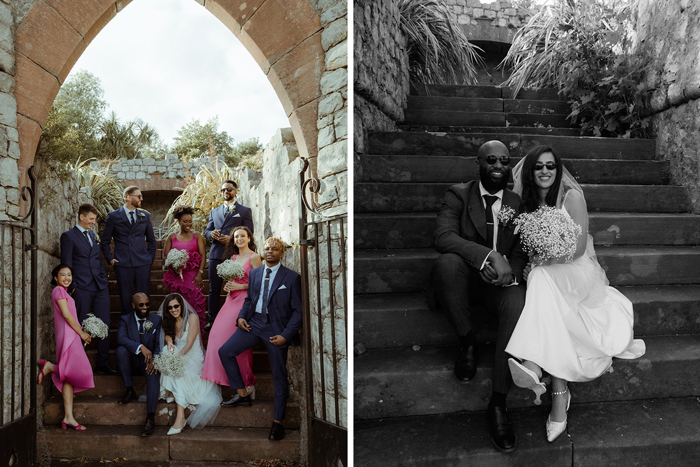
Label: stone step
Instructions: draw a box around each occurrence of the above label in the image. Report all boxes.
[106,267,209,281]
[407,96,570,115]
[355,397,700,466]
[86,349,272,373]
[360,155,669,185]
[354,183,689,214]
[44,424,300,463]
[43,396,300,429]
[404,110,573,128]
[354,286,700,349]
[354,335,700,419]
[108,279,211,295]
[398,125,585,136]
[410,82,564,101]
[354,246,700,294]
[367,131,656,160]
[354,213,700,250]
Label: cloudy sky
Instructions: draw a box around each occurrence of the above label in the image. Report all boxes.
[68,0,290,147]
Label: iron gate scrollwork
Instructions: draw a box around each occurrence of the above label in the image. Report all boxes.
[0,167,38,467]
[298,158,347,466]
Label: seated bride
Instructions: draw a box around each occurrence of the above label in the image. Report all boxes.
[158,293,222,434]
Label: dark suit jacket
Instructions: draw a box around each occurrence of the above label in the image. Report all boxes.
[117,312,162,356]
[238,265,303,347]
[434,180,528,281]
[101,207,156,268]
[60,226,108,291]
[204,202,254,261]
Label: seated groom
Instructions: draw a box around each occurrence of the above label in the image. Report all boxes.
[427,140,528,453]
[115,292,162,437]
[218,237,302,441]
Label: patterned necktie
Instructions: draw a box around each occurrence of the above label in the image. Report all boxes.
[130,211,135,224]
[484,195,499,249]
[261,268,272,322]
[83,230,91,247]
[138,319,145,334]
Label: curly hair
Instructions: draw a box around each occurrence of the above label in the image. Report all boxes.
[161,293,186,340]
[263,237,286,253]
[223,226,256,259]
[50,263,73,286]
[172,205,195,220]
[519,145,564,213]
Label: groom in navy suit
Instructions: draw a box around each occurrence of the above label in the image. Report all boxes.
[115,292,162,437]
[60,203,116,375]
[101,186,156,315]
[204,180,254,323]
[219,237,302,441]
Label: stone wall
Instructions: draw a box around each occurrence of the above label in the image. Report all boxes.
[0,0,20,221]
[635,0,700,212]
[447,0,532,43]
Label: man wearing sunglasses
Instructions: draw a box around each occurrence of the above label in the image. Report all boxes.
[115,292,162,437]
[427,140,528,453]
[204,180,255,326]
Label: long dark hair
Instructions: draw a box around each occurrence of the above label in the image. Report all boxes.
[223,226,257,259]
[161,293,186,340]
[520,145,564,213]
[50,264,73,286]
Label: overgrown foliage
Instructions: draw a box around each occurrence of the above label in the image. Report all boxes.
[227,137,263,167]
[170,116,235,161]
[501,0,649,138]
[70,159,125,223]
[398,0,483,85]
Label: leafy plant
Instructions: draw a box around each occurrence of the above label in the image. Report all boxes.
[171,116,235,161]
[398,0,483,85]
[69,159,125,224]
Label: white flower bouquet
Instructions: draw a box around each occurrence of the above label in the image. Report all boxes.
[514,206,582,265]
[152,348,186,378]
[164,248,189,280]
[81,313,109,347]
[216,259,245,282]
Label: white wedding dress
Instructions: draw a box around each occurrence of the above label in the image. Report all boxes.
[159,319,222,428]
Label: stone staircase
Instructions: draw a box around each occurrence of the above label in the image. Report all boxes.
[354,84,700,465]
[42,241,301,465]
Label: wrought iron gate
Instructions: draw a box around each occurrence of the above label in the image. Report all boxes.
[0,167,38,466]
[298,158,348,466]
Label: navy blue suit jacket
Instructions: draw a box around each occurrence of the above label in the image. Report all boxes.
[204,202,254,261]
[239,264,303,347]
[117,312,162,356]
[101,207,156,268]
[60,226,108,291]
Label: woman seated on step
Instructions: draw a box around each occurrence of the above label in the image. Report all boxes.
[505,145,646,443]
[158,293,222,435]
[37,263,95,431]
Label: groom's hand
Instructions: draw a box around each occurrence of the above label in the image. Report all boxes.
[488,252,514,286]
[237,318,251,332]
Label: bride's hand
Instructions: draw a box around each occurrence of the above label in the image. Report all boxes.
[167,342,175,351]
[523,262,533,281]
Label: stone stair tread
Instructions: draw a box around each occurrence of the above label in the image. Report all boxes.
[398,124,585,136]
[355,397,700,466]
[410,83,564,101]
[86,349,273,373]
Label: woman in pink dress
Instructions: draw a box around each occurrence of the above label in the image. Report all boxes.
[163,206,207,332]
[37,264,95,431]
[202,226,261,396]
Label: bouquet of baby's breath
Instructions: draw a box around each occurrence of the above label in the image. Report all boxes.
[217,259,245,282]
[81,313,109,347]
[514,206,582,265]
[164,249,189,280]
[152,348,185,378]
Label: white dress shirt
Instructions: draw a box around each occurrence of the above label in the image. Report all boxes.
[255,262,282,314]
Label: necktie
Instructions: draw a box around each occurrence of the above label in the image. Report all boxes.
[138,319,145,334]
[83,230,91,247]
[261,268,272,322]
[130,211,135,224]
[484,195,499,249]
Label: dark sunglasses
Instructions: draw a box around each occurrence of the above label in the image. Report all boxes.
[167,303,181,310]
[534,162,558,171]
[221,187,236,192]
[137,302,150,308]
[483,155,511,166]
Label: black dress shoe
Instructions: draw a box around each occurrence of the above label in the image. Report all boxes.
[487,405,517,453]
[269,421,285,441]
[454,343,477,381]
[221,394,252,408]
[118,389,136,405]
[95,364,118,375]
[141,418,155,437]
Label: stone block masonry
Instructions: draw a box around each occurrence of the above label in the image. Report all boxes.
[445,0,532,42]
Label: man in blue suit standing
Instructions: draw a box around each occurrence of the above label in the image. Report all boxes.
[101,186,156,315]
[204,180,254,324]
[60,203,116,375]
[115,292,161,437]
[219,237,302,441]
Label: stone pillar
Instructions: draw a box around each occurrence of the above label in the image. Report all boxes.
[0,0,20,221]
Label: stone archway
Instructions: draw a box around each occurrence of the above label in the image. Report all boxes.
[13,0,324,186]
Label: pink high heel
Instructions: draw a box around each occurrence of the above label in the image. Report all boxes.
[37,360,48,385]
[61,421,86,431]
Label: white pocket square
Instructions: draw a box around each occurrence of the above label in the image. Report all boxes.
[233,213,241,217]
[278,285,287,290]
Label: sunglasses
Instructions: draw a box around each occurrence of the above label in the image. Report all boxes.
[167,303,181,310]
[483,155,511,166]
[137,302,150,308]
[534,162,558,171]
[221,187,236,192]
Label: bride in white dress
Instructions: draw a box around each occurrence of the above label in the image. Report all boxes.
[158,293,222,434]
[505,145,645,442]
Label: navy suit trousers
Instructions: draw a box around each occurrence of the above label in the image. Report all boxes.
[208,258,224,320]
[73,287,111,368]
[115,346,160,414]
[219,314,289,421]
[114,265,151,314]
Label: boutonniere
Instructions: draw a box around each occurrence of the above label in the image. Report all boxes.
[137,211,146,220]
[227,203,237,214]
[143,320,153,333]
[497,205,516,228]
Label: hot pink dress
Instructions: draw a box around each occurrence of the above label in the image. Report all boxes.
[51,286,94,393]
[202,254,257,387]
[163,235,206,331]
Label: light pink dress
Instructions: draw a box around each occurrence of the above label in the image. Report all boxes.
[163,235,206,332]
[51,286,94,393]
[202,254,257,387]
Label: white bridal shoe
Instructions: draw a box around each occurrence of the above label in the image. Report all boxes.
[508,358,546,405]
[546,386,571,443]
[246,385,256,400]
[167,424,184,436]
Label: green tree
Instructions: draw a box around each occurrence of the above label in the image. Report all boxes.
[171,116,234,161]
[227,137,262,166]
[99,113,160,160]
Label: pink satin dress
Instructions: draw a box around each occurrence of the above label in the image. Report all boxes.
[163,235,207,331]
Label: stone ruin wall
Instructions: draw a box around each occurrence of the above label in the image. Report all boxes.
[447,0,532,42]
